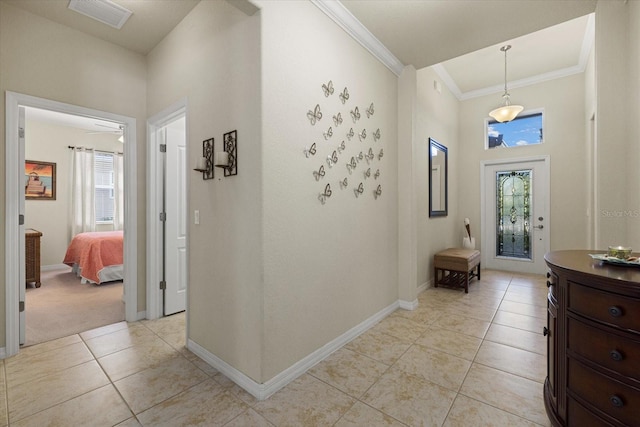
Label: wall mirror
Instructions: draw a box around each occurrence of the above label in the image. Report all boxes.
[428,138,448,217]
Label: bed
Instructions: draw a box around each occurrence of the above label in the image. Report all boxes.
[63,231,124,284]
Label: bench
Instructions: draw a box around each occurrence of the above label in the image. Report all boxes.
[434,248,481,293]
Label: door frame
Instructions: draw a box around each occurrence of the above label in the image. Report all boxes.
[146,99,188,320]
[5,91,137,357]
[480,155,550,274]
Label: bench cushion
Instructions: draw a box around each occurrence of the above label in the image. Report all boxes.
[434,248,480,271]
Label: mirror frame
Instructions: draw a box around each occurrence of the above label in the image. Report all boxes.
[428,138,448,217]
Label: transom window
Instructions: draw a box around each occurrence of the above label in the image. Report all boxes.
[486,111,544,149]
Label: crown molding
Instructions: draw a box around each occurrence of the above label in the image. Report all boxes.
[311,0,405,76]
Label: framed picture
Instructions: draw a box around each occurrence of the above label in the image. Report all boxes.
[25,160,56,200]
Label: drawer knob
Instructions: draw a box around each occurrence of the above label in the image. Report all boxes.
[543,327,550,337]
[546,272,551,279]
[608,306,623,317]
[546,281,552,288]
[610,350,624,361]
[610,395,624,408]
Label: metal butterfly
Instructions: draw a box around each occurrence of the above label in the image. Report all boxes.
[340,177,348,189]
[337,140,346,154]
[339,87,349,104]
[346,128,355,141]
[304,142,317,158]
[322,80,334,97]
[307,104,322,125]
[374,169,380,180]
[313,165,326,181]
[374,184,382,199]
[350,106,360,123]
[378,148,384,160]
[333,113,343,127]
[319,183,332,204]
[354,182,364,198]
[364,167,371,179]
[356,151,364,162]
[323,126,333,140]
[365,147,374,163]
[366,103,374,118]
[346,157,357,174]
[326,150,338,167]
[358,129,367,141]
[373,128,381,142]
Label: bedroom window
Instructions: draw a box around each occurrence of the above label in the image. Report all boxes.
[95,151,115,223]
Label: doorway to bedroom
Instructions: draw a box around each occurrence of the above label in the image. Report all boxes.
[5,92,138,356]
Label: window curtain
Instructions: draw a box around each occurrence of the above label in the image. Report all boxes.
[70,147,95,237]
[113,152,124,230]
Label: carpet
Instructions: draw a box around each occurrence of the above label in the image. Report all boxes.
[24,267,125,347]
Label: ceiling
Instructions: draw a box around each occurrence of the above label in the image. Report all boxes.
[4,0,598,103]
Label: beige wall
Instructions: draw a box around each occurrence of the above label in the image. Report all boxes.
[458,74,589,254]
[259,0,398,381]
[626,0,640,249]
[0,2,147,345]
[146,0,263,381]
[24,120,122,266]
[416,67,460,287]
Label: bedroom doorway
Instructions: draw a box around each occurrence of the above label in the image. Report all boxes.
[5,92,138,356]
[147,101,188,320]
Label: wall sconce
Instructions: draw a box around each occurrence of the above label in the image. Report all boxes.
[194,138,214,180]
[215,130,238,177]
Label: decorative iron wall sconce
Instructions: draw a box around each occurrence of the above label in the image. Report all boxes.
[194,138,214,180]
[216,130,238,177]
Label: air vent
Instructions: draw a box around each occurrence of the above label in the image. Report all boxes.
[68,0,133,30]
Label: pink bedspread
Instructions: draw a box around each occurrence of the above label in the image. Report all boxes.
[63,231,123,284]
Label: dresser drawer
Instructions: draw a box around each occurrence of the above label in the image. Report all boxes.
[568,281,640,332]
[568,359,640,426]
[568,318,640,382]
[567,397,615,427]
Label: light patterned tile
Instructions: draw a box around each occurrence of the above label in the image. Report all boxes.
[474,341,546,383]
[362,367,456,427]
[392,306,446,325]
[84,323,158,358]
[394,344,471,392]
[225,408,274,427]
[11,385,131,427]
[346,329,412,365]
[114,354,208,414]
[15,335,82,358]
[80,321,129,341]
[137,380,247,427]
[8,361,110,423]
[460,363,548,425]
[97,338,180,382]
[484,324,546,355]
[308,347,389,398]
[115,418,143,427]
[0,364,7,427]
[493,311,545,334]
[416,328,482,361]
[370,315,427,342]
[431,313,490,339]
[444,394,541,427]
[442,302,497,322]
[334,401,405,426]
[499,300,547,320]
[253,374,355,426]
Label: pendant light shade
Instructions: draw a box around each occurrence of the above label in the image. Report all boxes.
[489,45,523,123]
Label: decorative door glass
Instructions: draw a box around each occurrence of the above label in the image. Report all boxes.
[496,170,531,259]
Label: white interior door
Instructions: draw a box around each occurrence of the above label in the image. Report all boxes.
[164,117,187,315]
[482,158,550,274]
[19,106,26,345]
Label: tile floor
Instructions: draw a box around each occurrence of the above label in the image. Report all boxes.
[1,270,550,426]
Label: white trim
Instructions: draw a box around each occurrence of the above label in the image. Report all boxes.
[398,299,418,311]
[310,0,404,76]
[5,92,137,357]
[188,299,400,400]
[146,99,188,320]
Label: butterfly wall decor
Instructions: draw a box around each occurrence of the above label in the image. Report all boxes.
[374,185,382,199]
[313,165,326,181]
[319,183,332,204]
[358,129,367,141]
[378,148,384,160]
[356,151,364,162]
[340,177,348,189]
[365,147,374,163]
[333,113,343,127]
[350,106,360,123]
[373,128,381,142]
[307,104,322,125]
[366,103,374,118]
[346,157,357,173]
[337,140,346,154]
[326,150,338,167]
[304,142,317,158]
[374,169,380,180]
[364,167,371,179]
[346,128,355,141]
[354,182,364,198]
[339,87,349,104]
[323,126,333,140]
[322,80,334,97]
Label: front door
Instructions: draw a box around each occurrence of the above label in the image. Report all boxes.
[482,157,550,274]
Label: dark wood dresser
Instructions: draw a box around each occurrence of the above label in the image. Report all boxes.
[544,250,640,427]
[25,228,42,288]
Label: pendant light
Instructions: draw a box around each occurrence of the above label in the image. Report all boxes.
[489,45,523,123]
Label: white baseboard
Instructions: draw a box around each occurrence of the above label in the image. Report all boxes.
[188,299,401,400]
[0,347,6,359]
[398,299,418,310]
[137,311,147,321]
